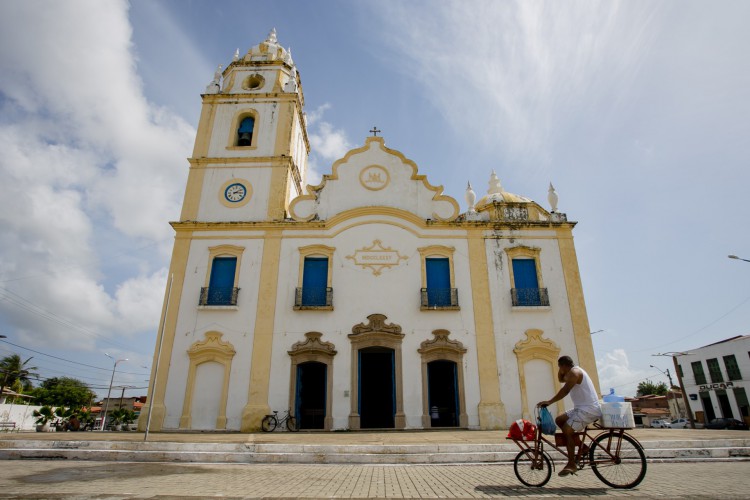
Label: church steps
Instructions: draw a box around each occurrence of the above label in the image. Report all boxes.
[0,438,748,464]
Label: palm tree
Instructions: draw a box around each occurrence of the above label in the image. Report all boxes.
[0,354,39,402]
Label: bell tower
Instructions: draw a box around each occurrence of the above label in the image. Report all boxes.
[180,29,309,223]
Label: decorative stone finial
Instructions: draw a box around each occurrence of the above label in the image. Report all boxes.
[465,182,476,212]
[233,48,239,62]
[266,28,278,44]
[548,183,559,213]
[204,64,222,94]
[283,67,298,93]
[487,170,503,195]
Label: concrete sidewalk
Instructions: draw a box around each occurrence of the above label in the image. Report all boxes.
[1,428,748,464]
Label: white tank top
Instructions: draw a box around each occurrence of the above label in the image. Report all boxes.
[569,367,601,411]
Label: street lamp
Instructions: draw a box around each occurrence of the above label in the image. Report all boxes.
[728,255,750,263]
[650,364,682,419]
[653,352,695,429]
[101,354,127,431]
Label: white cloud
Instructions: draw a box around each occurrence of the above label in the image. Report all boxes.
[306,104,352,186]
[369,0,659,166]
[596,349,651,398]
[0,0,194,354]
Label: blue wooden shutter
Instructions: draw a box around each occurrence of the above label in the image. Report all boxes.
[512,259,539,305]
[302,257,328,305]
[426,257,450,306]
[208,257,237,305]
[238,117,255,145]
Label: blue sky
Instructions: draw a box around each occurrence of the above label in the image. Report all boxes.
[0,0,748,398]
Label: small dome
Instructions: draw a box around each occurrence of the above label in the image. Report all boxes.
[474,171,532,208]
[244,28,294,65]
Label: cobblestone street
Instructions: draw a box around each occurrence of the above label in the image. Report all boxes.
[0,460,746,499]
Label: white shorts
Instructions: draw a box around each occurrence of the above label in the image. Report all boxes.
[564,407,602,432]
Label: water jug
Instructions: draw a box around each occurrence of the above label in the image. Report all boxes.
[603,388,624,403]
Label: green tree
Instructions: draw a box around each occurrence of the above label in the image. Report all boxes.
[0,353,39,401]
[637,379,668,396]
[30,377,95,408]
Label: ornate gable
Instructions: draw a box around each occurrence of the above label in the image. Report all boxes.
[289,137,459,222]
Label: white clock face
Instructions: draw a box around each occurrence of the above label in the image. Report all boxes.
[225,183,246,202]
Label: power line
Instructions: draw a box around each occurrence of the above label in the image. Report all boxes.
[632,294,750,353]
[0,339,149,376]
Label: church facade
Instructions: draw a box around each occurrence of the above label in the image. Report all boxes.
[140,31,600,432]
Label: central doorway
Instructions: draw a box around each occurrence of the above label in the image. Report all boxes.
[359,347,395,429]
[295,361,327,429]
[427,360,459,427]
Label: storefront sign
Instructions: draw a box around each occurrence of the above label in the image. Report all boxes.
[698,381,737,392]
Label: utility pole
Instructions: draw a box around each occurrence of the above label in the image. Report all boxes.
[650,364,681,419]
[655,353,696,429]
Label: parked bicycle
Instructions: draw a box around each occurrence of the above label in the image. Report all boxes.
[508,407,647,488]
[261,409,298,432]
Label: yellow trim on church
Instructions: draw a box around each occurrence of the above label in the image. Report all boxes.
[466,229,506,429]
[556,227,600,394]
[241,230,283,431]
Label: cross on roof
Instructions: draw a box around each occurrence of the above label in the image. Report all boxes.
[369,126,381,137]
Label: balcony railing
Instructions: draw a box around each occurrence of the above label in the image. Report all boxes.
[199,287,239,306]
[294,287,333,309]
[420,288,459,309]
[511,288,549,307]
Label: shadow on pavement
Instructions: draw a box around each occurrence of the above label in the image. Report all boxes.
[17,463,210,484]
[476,484,610,496]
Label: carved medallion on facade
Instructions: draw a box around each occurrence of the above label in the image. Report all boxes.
[288,332,337,357]
[359,165,390,191]
[350,313,403,337]
[346,239,408,276]
[418,329,467,356]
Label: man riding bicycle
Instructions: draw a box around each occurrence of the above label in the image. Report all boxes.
[538,355,602,476]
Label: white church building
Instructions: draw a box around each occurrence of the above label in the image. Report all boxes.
[140,30,600,432]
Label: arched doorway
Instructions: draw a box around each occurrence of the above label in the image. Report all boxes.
[288,332,337,430]
[513,329,561,420]
[180,332,235,430]
[359,346,395,428]
[418,329,468,428]
[348,314,406,430]
[427,360,459,427]
[295,361,327,429]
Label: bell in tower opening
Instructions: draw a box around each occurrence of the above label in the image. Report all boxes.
[238,116,255,146]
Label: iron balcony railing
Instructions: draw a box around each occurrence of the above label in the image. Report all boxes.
[511,288,550,307]
[420,288,459,309]
[199,287,240,306]
[294,287,333,309]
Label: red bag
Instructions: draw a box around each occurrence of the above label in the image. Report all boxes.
[507,419,537,440]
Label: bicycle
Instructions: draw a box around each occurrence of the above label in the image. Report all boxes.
[507,407,647,489]
[261,409,298,432]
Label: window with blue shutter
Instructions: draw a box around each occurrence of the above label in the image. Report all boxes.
[512,259,541,306]
[207,257,237,305]
[302,257,328,306]
[426,257,451,307]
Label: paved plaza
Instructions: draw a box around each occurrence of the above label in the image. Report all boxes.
[0,459,747,499]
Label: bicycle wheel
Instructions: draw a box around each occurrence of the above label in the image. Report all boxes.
[286,416,298,432]
[261,415,277,432]
[589,433,647,488]
[513,449,552,487]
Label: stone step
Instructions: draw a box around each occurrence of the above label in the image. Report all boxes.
[0,438,748,464]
